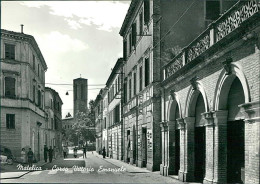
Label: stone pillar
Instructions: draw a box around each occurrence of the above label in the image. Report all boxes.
[160,121,168,176]
[202,112,214,184]
[182,117,195,182]
[239,101,260,184]
[212,110,228,184]
[177,118,185,181]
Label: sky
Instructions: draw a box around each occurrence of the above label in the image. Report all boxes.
[1,0,130,118]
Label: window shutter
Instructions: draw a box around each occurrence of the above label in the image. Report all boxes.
[132,23,137,47]
[144,0,150,24]
[123,40,127,61]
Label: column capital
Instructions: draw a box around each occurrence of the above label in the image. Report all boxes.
[176,118,185,129]
[202,112,214,126]
[211,110,228,126]
[160,121,168,131]
[183,117,195,129]
[239,101,260,124]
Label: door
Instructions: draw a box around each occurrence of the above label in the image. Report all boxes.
[142,127,147,167]
[227,120,245,183]
[194,126,206,182]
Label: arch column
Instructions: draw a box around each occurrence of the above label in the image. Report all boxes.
[160,121,168,176]
[177,118,185,180]
[212,110,228,184]
[168,120,176,175]
[239,101,260,184]
[180,117,195,182]
[202,112,214,184]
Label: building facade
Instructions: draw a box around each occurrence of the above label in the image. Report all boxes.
[106,58,124,160]
[119,0,163,171]
[160,1,260,184]
[45,87,63,155]
[0,29,47,161]
[94,90,103,153]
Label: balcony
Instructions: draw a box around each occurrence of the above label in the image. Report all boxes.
[163,0,260,81]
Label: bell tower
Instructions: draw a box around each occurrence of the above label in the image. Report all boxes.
[73,78,88,117]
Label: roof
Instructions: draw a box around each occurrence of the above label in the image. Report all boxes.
[45,87,63,104]
[119,0,140,36]
[1,29,48,71]
[105,58,124,86]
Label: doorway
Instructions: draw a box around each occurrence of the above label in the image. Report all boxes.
[194,126,206,182]
[174,129,180,175]
[142,127,147,167]
[227,120,245,183]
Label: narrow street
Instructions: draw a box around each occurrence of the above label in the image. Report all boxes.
[1,151,185,183]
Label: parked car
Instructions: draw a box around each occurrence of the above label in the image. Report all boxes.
[0,145,15,164]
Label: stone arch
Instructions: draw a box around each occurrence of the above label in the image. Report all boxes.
[185,81,209,117]
[214,63,250,111]
[167,91,183,121]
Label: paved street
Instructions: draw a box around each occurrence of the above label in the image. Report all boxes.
[1,151,188,183]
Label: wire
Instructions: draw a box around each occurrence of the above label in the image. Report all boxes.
[45,83,105,86]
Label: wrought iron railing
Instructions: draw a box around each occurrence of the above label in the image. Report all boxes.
[163,0,260,80]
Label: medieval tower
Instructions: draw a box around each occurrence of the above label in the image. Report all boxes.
[73,78,88,117]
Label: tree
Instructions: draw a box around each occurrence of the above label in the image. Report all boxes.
[62,100,96,146]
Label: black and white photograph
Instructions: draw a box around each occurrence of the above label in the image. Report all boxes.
[0,0,259,183]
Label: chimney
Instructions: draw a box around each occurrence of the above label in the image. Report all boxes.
[21,24,24,33]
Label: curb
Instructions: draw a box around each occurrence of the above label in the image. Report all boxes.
[93,154,150,174]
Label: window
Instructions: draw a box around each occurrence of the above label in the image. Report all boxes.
[206,0,220,21]
[38,90,41,106]
[123,40,127,60]
[129,78,132,100]
[74,85,77,100]
[6,114,15,129]
[5,44,15,59]
[115,79,118,94]
[118,76,121,91]
[50,99,53,109]
[114,105,120,123]
[38,64,40,76]
[139,66,143,91]
[133,72,136,95]
[33,55,36,70]
[81,84,84,99]
[139,11,143,35]
[129,33,132,53]
[144,0,150,24]
[33,85,35,102]
[5,77,15,98]
[124,80,127,103]
[145,57,150,87]
[132,23,137,47]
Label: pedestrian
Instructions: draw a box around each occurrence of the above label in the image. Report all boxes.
[21,148,26,166]
[27,148,34,167]
[44,145,48,162]
[63,146,67,158]
[83,146,87,158]
[65,146,69,158]
[102,147,106,159]
[73,147,77,158]
[48,146,53,163]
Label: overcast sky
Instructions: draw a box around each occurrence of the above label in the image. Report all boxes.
[1,1,130,118]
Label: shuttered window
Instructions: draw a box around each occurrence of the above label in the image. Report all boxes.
[5,77,15,98]
[6,114,15,129]
[145,57,150,87]
[144,0,150,24]
[5,44,15,59]
[132,23,137,47]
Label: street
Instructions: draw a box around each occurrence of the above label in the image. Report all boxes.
[1,150,186,183]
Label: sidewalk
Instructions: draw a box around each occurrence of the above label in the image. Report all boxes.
[0,157,59,180]
[92,151,151,173]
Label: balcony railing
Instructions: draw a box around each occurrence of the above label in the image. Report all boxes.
[163,0,260,80]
